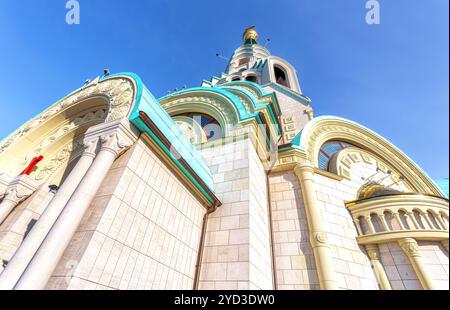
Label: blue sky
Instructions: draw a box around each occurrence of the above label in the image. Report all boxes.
[0,0,448,179]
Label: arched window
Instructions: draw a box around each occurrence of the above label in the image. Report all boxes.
[274,65,290,88]
[245,75,258,83]
[175,113,223,142]
[231,77,241,81]
[318,140,354,170]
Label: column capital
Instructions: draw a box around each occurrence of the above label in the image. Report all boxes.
[0,173,14,200]
[2,174,40,204]
[294,161,314,171]
[293,162,315,180]
[365,244,380,260]
[82,138,99,158]
[365,244,392,290]
[83,118,139,157]
[398,237,435,289]
[99,131,133,156]
[399,237,420,257]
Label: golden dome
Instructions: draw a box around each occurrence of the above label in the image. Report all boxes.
[357,181,403,199]
[243,26,258,44]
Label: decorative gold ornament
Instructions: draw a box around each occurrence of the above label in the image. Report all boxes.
[243,26,258,44]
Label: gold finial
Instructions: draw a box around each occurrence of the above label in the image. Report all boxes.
[242,26,258,44]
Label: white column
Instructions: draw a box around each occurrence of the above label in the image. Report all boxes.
[365,244,391,290]
[0,140,97,289]
[294,163,337,290]
[14,120,137,290]
[0,175,39,225]
[365,215,375,233]
[393,212,405,230]
[379,214,390,231]
[0,199,19,226]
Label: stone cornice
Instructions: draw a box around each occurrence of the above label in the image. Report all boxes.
[357,230,448,245]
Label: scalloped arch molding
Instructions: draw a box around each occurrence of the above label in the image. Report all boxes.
[292,116,444,196]
[0,73,218,206]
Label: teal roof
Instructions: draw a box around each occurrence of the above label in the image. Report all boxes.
[436,178,449,198]
[158,84,282,137]
[102,72,217,205]
[159,87,248,120]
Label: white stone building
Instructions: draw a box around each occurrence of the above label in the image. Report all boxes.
[0,27,448,290]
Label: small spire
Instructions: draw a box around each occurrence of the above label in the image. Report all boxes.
[242,26,258,45]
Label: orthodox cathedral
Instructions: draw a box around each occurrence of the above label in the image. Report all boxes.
[0,27,448,290]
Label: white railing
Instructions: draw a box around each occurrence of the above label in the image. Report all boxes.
[346,194,449,244]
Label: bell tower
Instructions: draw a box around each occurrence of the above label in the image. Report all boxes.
[221,27,303,95]
[215,27,313,142]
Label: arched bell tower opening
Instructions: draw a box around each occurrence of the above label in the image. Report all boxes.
[245,74,258,83]
[274,65,290,88]
[217,27,304,98]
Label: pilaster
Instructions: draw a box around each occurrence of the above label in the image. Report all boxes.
[365,244,391,290]
[13,119,138,290]
[0,137,99,289]
[398,237,435,290]
[293,162,337,290]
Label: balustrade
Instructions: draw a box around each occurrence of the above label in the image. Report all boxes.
[346,194,449,245]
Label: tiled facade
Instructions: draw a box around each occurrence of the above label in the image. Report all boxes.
[263,88,311,143]
[0,134,445,290]
[45,139,206,290]
[197,139,273,290]
[418,241,449,290]
[0,27,447,291]
[378,242,421,290]
[0,187,54,266]
[268,171,319,290]
[314,174,379,290]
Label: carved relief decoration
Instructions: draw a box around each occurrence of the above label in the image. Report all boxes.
[299,118,444,196]
[0,76,136,156]
[329,147,411,193]
[34,138,85,182]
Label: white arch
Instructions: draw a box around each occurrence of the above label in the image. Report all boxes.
[295,116,445,196]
